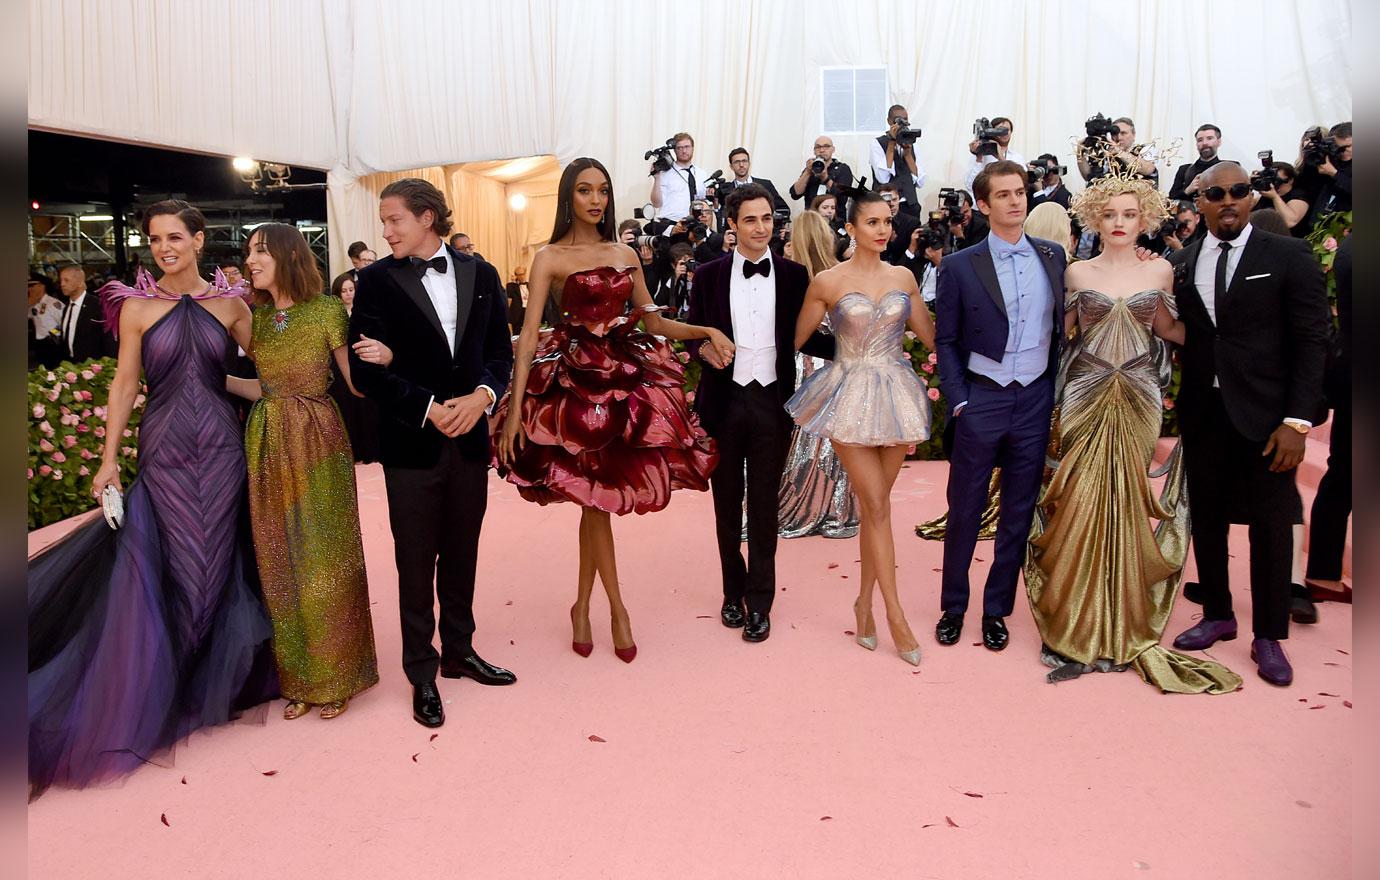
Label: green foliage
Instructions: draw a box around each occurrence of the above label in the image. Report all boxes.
[27,358,144,530]
[1305,210,1351,323]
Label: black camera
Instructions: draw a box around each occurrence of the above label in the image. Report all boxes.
[972,117,1009,158]
[920,212,948,251]
[936,187,964,226]
[704,169,729,204]
[1300,127,1344,168]
[645,138,677,175]
[891,117,922,146]
[1250,150,1280,192]
[684,200,712,240]
[1084,113,1118,142]
[684,259,698,275]
[811,157,828,174]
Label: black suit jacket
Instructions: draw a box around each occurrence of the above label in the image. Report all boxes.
[789,161,854,208]
[348,246,513,468]
[1030,184,1071,210]
[505,281,526,332]
[1167,229,1330,441]
[1168,157,1222,202]
[684,253,834,434]
[66,295,118,362]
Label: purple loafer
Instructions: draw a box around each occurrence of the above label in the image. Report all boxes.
[1172,617,1238,651]
[1251,638,1294,686]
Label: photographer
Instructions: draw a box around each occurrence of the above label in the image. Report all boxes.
[1029,154,1071,209]
[618,218,641,247]
[696,227,737,266]
[878,182,920,265]
[964,116,1026,194]
[648,132,707,221]
[947,189,989,252]
[901,223,944,302]
[870,104,926,217]
[1077,115,1157,184]
[1312,121,1351,217]
[651,242,695,319]
[1251,160,1309,235]
[1168,123,1225,200]
[790,136,855,208]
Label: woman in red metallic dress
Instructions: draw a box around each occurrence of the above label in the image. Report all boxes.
[494,158,735,662]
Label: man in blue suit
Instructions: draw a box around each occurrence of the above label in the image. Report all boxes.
[933,160,1066,651]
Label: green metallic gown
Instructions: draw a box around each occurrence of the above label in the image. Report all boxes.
[1025,289,1240,694]
[246,295,379,705]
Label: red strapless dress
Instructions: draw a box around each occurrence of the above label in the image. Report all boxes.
[492,266,718,515]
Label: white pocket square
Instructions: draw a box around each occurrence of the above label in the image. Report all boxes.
[1244,273,1271,280]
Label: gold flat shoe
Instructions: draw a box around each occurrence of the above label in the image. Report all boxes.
[319,700,348,719]
[283,700,311,720]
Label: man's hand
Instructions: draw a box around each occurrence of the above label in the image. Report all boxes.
[1320,157,1337,177]
[909,227,923,253]
[445,390,492,436]
[427,400,464,436]
[949,220,965,240]
[924,245,944,266]
[1262,424,1307,472]
[1187,173,1203,196]
[968,139,981,156]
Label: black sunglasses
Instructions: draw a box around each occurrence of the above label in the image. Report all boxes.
[1202,183,1252,202]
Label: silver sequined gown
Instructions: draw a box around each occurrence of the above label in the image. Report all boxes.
[785,290,931,446]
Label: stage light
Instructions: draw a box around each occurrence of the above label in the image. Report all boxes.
[79,214,114,222]
[508,193,528,212]
[232,156,257,173]
[298,225,323,232]
[31,200,40,210]
[127,232,142,248]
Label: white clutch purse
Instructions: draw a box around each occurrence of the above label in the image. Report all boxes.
[101,484,125,530]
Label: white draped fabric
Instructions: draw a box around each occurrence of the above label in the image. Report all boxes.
[28,1,1352,278]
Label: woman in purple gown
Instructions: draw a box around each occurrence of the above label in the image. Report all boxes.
[27,201,278,797]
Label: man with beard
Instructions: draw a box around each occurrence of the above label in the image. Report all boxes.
[1169,124,1225,201]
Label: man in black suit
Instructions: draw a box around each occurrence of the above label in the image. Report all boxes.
[348,178,515,727]
[788,136,854,210]
[1167,163,1330,687]
[686,184,833,643]
[505,264,529,333]
[331,240,376,292]
[1168,123,1225,201]
[1029,154,1072,210]
[725,148,787,213]
[56,265,117,362]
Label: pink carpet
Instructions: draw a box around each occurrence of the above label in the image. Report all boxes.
[27,455,1352,879]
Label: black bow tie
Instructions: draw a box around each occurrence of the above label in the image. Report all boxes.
[410,255,447,278]
[743,257,771,279]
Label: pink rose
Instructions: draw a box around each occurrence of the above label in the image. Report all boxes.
[94,426,105,438]
[39,421,54,436]
[52,451,66,463]
[927,388,941,401]
[927,352,938,365]
[90,364,102,373]
[134,394,146,407]
[81,369,95,380]
[59,405,71,415]
[32,404,45,419]
[77,423,91,433]
[52,469,63,480]
[677,351,690,363]
[81,410,91,419]
[80,448,94,459]
[61,435,76,448]
[1324,236,1338,252]
[45,371,56,382]
[47,389,60,401]
[94,406,106,418]
[65,371,78,382]
[920,363,934,374]
[39,439,54,452]
[122,429,133,438]
[27,468,34,480]
[78,465,90,476]
[38,465,52,476]
[1163,399,1175,411]
[81,390,94,401]
[686,391,696,403]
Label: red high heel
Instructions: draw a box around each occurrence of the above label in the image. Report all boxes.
[614,644,638,663]
[572,640,594,657]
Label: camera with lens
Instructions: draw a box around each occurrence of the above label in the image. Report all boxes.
[920,212,948,251]
[937,187,963,225]
[1300,127,1344,168]
[684,200,712,240]
[1250,150,1280,192]
[644,137,677,175]
[703,169,729,205]
[684,259,698,275]
[1083,113,1118,143]
[972,117,1009,158]
[891,117,922,146]
[811,157,829,175]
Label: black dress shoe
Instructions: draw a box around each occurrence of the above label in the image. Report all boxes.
[935,613,963,645]
[982,616,1009,651]
[413,681,444,728]
[742,612,770,642]
[440,652,517,686]
[1182,581,1205,605]
[721,600,746,628]
[1290,583,1319,625]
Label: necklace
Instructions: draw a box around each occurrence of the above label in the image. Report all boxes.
[271,304,291,333]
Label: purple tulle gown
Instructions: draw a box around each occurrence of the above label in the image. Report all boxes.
[28,292,278,797]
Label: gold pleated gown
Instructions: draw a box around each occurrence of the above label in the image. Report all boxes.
[1026,289,1241,694]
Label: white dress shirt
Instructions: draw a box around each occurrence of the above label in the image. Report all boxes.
[729,249,777,386]
[655,162,706,221]
[61,292,87,357]
[417,243,495,424]
[963,148,1028,195]
[869,139,927,196]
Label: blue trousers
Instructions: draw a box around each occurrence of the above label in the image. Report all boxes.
[940,374,1054,617]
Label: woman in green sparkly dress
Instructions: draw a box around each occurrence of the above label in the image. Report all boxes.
[231,223,381,719]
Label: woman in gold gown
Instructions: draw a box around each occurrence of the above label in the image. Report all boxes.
[1025,175,1241,694]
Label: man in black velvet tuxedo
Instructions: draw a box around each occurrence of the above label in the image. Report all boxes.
[1166,162,1330,687]
[686,184,833,642]
[348,178,515,727]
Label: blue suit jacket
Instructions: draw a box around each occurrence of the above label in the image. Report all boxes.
[933,234,1066,416]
